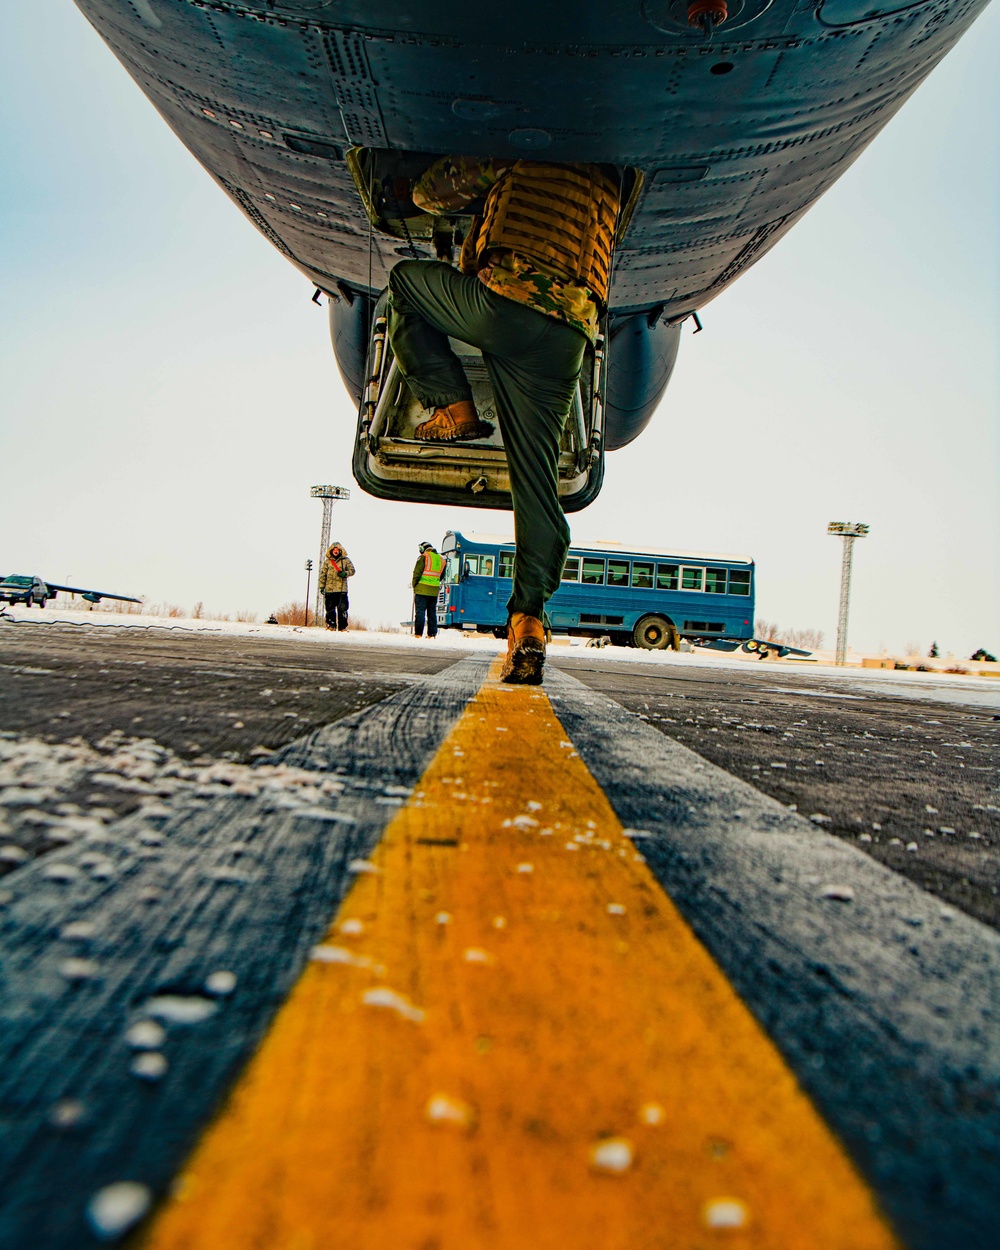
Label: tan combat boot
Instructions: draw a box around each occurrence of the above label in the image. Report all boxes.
[414,399,485,442]
[500,612,546,685]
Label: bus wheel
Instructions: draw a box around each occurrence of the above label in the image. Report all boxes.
[633,616,672,650]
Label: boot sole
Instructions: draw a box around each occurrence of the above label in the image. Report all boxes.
[500,638,546,685]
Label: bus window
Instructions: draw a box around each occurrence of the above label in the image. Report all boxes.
[445,555,460,583]
[681,567,704,592]
[498,551,515,579]
[656,564,678,591]
[582,558,606,585]
[607,559,629,587]
[631,561,653,589]
[479,556,494,577]
[729,569,752,596]
[562,557,580,582]
[705,568,727,594]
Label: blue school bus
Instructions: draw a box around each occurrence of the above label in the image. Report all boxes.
[437,531,799,655]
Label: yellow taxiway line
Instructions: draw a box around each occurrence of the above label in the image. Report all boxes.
[139,660,900,1249]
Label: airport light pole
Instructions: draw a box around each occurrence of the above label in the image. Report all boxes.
[304,559,313,627]
[311,485,350,625]
[827,522,870,666]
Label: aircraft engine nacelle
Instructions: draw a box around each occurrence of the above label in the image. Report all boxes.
[330,290,680,455]
[603,314,681,451]
[329,288,374,406]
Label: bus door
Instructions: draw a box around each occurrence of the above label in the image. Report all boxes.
[458,552,503,628]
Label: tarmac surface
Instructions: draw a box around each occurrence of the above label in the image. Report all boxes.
[0,619,997,1249]
[3,622,996,927]
[552,656,1000,930]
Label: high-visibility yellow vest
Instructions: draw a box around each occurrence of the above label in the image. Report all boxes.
[468,161,620,304]
[415,550,445,595]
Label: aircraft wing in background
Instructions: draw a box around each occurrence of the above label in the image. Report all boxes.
[43,583,142,605]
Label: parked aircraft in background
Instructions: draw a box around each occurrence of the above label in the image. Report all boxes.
[71,0,991,506]
[0,575,141,609]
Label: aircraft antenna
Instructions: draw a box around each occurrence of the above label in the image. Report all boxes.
[311,486,351,624]
[827,522,869,665]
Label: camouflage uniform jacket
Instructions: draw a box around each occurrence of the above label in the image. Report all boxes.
[318,546,355,594]
[412,156,600,343]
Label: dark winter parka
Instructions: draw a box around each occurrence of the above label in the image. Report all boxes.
[319,543,355,594]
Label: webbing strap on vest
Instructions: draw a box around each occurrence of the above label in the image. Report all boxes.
[475,162,620,303]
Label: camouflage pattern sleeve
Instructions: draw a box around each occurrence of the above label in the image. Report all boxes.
[411,156,507,214]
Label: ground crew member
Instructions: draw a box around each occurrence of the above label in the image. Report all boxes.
[412,541,444,638]
[318,541,355,631]
[388,156,620,684]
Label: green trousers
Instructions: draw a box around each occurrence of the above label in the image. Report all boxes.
[387,260,586,620]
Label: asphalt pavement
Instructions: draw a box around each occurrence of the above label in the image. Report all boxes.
[1,621,997,1249]
[552,655,1000,929]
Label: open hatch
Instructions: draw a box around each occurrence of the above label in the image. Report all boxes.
[348,148,640,511]
[354,296,605,511]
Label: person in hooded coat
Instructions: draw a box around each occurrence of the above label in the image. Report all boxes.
[318,542,355,631]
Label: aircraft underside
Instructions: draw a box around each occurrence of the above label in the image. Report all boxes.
[73,0,990,454]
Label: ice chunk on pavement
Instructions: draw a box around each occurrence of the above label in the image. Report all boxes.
[426,1093,475,1130]
[59,958,99,981]
[818,884,855,902]
[61,921,98,941]
[125,1021,166,1050]
[43,863,81,882]
[639,1102,664,1126]
[347,859,379,875]
[589,1137,633,1173]
[463,948,493,964]
[311,945,373,968]
[130,1052,168,1081]
[145,995,218,1024]
[361,987,424,1023]
[48,1099,86,1129]
[86,1182,152,1240]
[205,970,237,996]
[703,1197,748,1229]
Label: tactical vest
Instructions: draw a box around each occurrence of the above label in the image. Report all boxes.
[469,162,620,304]
[415,550,445,595]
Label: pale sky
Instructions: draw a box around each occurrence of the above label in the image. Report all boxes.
[2,4,998,657]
